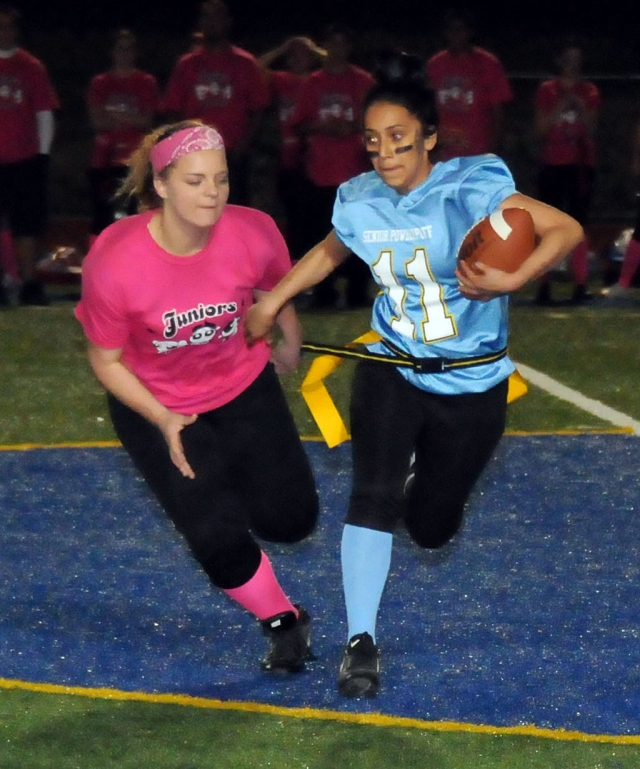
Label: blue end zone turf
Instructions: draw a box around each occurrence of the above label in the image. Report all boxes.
[1,435,639,734]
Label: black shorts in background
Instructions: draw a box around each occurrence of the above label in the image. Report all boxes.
[0,154,49,238]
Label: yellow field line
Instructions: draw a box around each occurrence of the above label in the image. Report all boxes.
[1,676,639,745]
[0,428,635,452]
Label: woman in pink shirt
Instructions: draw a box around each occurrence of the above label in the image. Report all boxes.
[534,43,600,305]
[259,35,325,261]
[75,120,318,673]
[86,28,159,240]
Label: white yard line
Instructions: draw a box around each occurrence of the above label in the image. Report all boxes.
[515,362,640,435]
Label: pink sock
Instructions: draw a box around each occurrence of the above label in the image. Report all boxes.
[619,237,640,287]
[222,551,297,621]
[570,239,589,286]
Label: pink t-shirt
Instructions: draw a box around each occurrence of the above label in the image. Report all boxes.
[87,69,160,167]
[535,78,601,167]
[0,48,60,163]
[270,70,308,170]
[426,47,512,160]
[161,45,270,150]
[75,206,290,413]
[292,65,375,187]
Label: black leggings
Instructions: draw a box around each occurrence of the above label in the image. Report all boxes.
[108,365,319,589]
[347,361,508,548]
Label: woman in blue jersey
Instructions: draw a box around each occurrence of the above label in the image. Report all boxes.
[245,52,583,698]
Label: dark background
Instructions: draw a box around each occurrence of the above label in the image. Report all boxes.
[17,0,640,70]
[10,1,640,223]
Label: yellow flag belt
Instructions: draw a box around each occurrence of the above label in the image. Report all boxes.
[299,331,528,448]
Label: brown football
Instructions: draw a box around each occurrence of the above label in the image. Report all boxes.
[458,207,536,273]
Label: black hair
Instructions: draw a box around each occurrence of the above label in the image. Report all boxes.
[441,7,475,32]
[363,50,438,137]
[322,22,354,44]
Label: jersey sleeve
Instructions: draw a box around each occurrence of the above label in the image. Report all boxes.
[483,55,513,105]
[29,58,60,112]
[457,156,517,219]
[535,81,552,112]
[243,58,270,112]
[86,74,104,108]
[331,181,358,252]
[289,77,315,127]
[140,73,161,112]
[74,244,130,350]
[236,210,291,290]
[257,222,290,289]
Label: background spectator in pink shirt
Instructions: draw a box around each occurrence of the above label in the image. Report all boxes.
[533,42,600,305]
[259,35,325,262]
[291,23,375,308]
[161,0,270,206]
[0,4,59,306]
[86,28,159,243]
[426,10,512,162]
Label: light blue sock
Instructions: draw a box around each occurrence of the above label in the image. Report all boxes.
[341,523,393,644]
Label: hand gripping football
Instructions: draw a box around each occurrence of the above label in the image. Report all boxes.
[458,207,536,273]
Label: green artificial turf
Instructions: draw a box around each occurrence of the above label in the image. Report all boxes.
[1,293,629,446]
[1,687,639,769]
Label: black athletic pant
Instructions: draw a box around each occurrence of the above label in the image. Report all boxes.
[108,364,319,589]
[347,361,508,548]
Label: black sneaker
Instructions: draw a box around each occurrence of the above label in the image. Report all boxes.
[338,632,380,698]
[260,605,316,673]
[19,279,49,306]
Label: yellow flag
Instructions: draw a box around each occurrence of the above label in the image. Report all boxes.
[300,332,527,448]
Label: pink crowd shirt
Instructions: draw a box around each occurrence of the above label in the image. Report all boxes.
[0,48,59,163]
[161,45,270,150]
[292,65,374,187]
[87,69,160,168]
[426,47,512,160]
[75,206,290,413]
[535,78,601,167]
[270,69,308,171]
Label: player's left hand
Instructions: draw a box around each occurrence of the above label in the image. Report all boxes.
[270,338,301,374]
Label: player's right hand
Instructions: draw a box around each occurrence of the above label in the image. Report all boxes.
[244,301,276,346]
[158,412,198,479]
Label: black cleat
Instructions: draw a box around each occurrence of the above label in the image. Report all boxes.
[260,605,316,673]
[338,632,380,698]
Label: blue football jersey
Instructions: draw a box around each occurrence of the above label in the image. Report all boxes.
[332,154,518,395]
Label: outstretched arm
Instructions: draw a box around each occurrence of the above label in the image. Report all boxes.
[244,230,351,344]
[87,343,197,478]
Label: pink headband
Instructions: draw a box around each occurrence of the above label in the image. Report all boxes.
[150,126,225,173]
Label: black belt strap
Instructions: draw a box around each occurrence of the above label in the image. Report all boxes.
[301,340,508,374]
